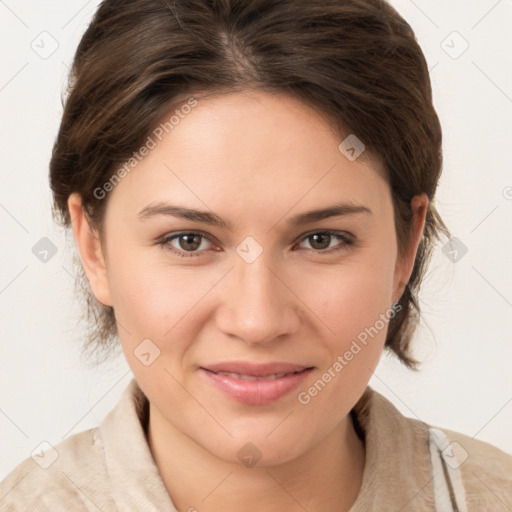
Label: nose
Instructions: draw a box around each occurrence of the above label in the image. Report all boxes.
[215,252,301,346]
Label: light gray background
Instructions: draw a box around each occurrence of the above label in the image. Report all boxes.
[1,0,511,481]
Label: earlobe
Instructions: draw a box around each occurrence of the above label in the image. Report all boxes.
[392,193,429,304]
[67,193,113,307]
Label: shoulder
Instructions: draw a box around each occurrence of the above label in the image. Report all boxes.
[435,426,512,510]
[0,378,151,512]
[0,427,114,512]
[358,387,512,510]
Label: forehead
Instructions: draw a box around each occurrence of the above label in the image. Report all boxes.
[105,90,391,224]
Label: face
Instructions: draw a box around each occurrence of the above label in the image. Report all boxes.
[71,90,426,467]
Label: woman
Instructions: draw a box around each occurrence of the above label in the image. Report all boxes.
[1,0,510,510]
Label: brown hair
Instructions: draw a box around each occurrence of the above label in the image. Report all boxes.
[50,0,450,368]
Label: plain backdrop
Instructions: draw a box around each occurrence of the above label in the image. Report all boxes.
[1,0,511,481]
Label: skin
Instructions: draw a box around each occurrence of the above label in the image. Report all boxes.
[68,90,428,512]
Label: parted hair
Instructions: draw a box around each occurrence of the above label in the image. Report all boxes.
[50,0,450,368]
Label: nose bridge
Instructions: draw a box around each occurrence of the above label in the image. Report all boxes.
[234,235,281,299]
[237,252,278,306]
[216,244,299,344]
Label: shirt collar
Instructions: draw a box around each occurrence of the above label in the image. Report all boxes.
[100,378,178,511]
[349,386,435,511]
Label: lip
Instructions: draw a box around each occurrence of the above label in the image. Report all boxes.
[200,361,314,405]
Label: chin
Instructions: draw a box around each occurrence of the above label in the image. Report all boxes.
[202,427,312,469]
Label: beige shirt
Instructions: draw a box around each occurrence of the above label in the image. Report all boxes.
[1,378,511,511]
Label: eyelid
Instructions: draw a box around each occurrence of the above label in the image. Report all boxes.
[295,228,354,244]
[295,230,354,252]
[159,230,218,254]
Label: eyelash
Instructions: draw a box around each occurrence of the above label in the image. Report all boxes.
[157,230,354,258]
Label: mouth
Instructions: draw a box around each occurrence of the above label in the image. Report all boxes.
[200,362,315,405]
[205,370,306,381]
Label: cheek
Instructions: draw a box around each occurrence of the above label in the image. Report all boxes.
[293,251,397,392]
[105,248,216,349]
[106,259,207,393]
[297,256,396,342]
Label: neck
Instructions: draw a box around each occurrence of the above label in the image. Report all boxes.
[147,403,365,512]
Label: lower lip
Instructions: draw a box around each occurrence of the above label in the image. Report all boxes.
[200,368,313,405]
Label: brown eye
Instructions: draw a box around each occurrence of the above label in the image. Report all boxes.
[176,233,203,251]
[160,232,213,257]
[297,231,353,253]
[308,233,332,250]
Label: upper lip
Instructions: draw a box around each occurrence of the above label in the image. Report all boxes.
[202,361,313,377]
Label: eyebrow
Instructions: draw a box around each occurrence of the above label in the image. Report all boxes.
[137,201,372,228]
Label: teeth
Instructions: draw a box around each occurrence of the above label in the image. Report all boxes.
[216,371,292,380]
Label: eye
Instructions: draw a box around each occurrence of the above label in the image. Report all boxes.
[158,230,354,258]
[296,231,353,253]
[159,232,215,257]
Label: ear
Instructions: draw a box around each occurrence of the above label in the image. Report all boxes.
[67,193,113,307]
[392,193,429,304]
